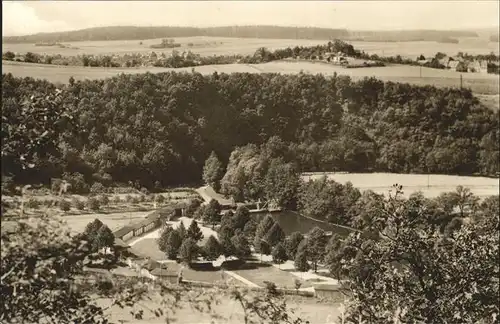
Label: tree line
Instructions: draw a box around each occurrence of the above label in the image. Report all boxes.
[4,38,499,74]
[4,25,479,44]
[2,71,498,192]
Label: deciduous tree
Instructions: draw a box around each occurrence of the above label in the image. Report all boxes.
[339,185,499,323]
[203,151,224,192]
[306,227,328,272]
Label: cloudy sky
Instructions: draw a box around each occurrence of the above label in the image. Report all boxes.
[2,1,499,36]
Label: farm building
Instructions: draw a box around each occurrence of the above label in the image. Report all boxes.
[324,52,348,64]
[468,60,488,73]
[449,61,469,72]
[417,59,431,65]
[438,56,454,67]
[447,60,460,70]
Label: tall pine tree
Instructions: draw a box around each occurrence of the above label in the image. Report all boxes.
[187,220,204,242]
[253,215,276,253]
[264,222,285,247]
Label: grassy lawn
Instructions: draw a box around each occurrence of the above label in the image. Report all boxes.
[130,238,166,260]
[233,261,312,289]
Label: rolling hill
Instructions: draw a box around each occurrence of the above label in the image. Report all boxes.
[2,25,481,44]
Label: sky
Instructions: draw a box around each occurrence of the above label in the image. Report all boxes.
[2,1,499,36]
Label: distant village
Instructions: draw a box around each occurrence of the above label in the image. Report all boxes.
[416,53,499,74]
[3,40,500,74]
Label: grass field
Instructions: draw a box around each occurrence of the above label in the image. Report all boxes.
[301,172,499,199]
[62,211,151,234]
[3,59,499,95]
[3,36,498,58]
[232,261,312,290]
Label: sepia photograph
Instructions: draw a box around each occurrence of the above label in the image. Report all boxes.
[1,1,499,323]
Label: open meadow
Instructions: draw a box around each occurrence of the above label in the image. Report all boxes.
[301,172,499,199]
[3,59,499,96]
[3,36,498,58]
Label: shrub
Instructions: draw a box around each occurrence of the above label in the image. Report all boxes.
[112,196,121,204]
[73,198,85,210]
[294,279,302,292]
[51,178,63,194]
[2,176,16,195]
[125,195,133,203]
[139,195,146,203]
[42,199,54,207]
[59,199,71,212]
[87,197,100,211]
[62,172,88,194]
[131,196,140,205]
[99,194,110,206]
[140,187,149,195]
[90,182,105,195]
[26,198,41,209]
[155,194,165,204]
[271,242,288,264]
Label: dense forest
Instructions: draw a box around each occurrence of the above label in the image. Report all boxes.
[2,72,499,191]
[2,25,479,44]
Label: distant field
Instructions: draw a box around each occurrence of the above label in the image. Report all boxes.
[2,36,325,57]
[3,59,498,95]
[349,37,499,58]
[3,36,498,58]
[62,211,150,234]
[301,172,499,199]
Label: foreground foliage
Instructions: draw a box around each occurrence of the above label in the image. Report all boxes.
[337,186,499,323]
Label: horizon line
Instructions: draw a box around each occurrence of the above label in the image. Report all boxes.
[3,24,499,38]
